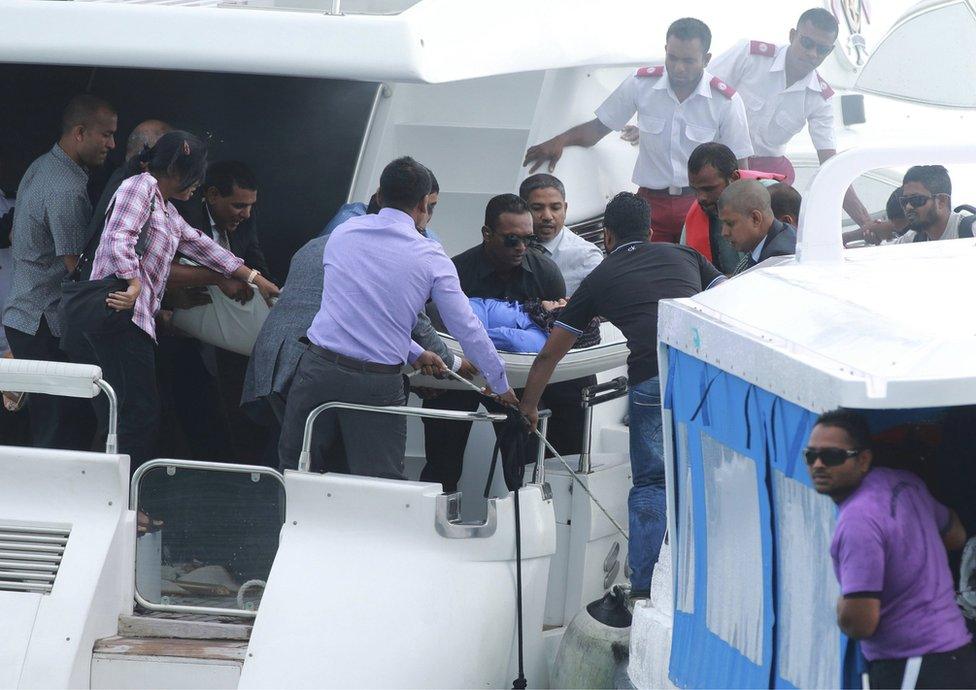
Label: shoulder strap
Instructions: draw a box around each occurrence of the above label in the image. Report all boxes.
[71,194,155,280]
[959,214,976,239]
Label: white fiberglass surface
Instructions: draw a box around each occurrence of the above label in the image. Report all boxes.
[701,432,764,665]
[772,470,841,689]
[676,423,695,614]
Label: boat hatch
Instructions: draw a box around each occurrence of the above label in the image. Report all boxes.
[0,523,70,594]
[131,460,286,618]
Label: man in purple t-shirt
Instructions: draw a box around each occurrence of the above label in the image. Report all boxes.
[806,409,976,689]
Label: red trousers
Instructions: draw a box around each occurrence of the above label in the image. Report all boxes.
[747,156,796,185]
[636,188,695,244]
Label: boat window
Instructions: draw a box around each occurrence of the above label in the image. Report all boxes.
[791,162,901,226]
[771,469,841,689]
[675,422,695,615]
[134,462,285,616]
[0,63,378,282]
[701,432,764,665]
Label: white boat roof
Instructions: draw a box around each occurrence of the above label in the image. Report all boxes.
[1,0,671,82]
[660,143,976,413]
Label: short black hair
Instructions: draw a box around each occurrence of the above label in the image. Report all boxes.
[379,156,432,211]
[903,165,951,198]
[886,187,905,221]
[813,409,872,449]
[127,130,207,192]
[205,160,257,196]
[428,168,439,195]
[519,173,566,201]
[61,94,115,134]
[604,192,650,243]
[769,182,802,221]
[797,7,840,36]
[688,142,738,179]
[667,17,712,53]
[484,193,530,232]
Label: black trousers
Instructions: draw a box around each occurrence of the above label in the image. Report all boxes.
[278,347,407,479]
[420,376,592,493]
[75,319,160,472]
[4,317,93,451]
[869,643,976,689]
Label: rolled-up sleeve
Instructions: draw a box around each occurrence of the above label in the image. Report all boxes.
[719,94,755,160]
[808,97,836,151]
[100,175,154,280]
[595,76,639,131]
[429,252,509,393]
[175,216,244,276]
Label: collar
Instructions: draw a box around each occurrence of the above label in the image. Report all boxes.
[377,206,419,232]
[653,68,711,100]
[52,143,88,178]
[770,44,788,73]
[205,204,218,232]
[750,234,768,263]
[776,45,823,93]
[540,227,567,252]
[611,240,645,255]
[750,219,784,261]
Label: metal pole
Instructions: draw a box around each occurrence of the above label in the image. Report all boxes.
[95,379,119,454]
[328,0,340,15]
[578,402,594,474]
[533,415,549,485]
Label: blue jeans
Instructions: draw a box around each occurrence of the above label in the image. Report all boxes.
[628,376,666,593]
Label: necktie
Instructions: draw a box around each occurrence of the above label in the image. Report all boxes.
[734,254,755,276]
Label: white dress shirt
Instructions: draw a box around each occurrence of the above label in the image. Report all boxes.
[595,66,753,190]
[708,40,836,157]
[539,227,604,296]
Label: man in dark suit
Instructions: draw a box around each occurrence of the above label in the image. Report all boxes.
[718,179,797,275]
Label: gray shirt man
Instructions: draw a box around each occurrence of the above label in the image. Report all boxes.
[3,144,91,336]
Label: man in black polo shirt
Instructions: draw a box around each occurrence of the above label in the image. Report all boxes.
[421,194,565,492]
[519,192,724,598]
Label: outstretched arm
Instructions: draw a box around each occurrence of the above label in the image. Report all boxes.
[523,119,612,173]
[518,326,578,429]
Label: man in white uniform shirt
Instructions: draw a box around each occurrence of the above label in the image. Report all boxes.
[707,7,873,230]
[519,174,602,296]
[523,17,753,245]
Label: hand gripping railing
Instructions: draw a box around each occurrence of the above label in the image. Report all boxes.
[299,402,552,484]
[0,358,118,453]
[797,143,976,263]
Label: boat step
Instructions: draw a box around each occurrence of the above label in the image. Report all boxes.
[94,636,248,662]
[118,614,252,641]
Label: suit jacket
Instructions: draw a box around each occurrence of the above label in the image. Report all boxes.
[734,219,797,275]
[241,234,454,406]
[181,199,272,281]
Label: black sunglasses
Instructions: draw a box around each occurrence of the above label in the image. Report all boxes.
[899,194,937,209]
[799,34,834,56]
[500,233,538,248]
[803,447,862,467]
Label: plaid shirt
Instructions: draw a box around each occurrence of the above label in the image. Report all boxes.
[91,173,243,340]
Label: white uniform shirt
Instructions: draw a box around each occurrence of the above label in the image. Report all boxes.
[708,40,836,157]
[890,211,968,244]
[539,227,604,297]
[595,66,753,190]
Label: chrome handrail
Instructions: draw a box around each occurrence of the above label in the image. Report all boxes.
[298,401,551,484]
[95,379,119,454]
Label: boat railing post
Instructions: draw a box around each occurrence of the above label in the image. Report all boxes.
[95,379,119,455]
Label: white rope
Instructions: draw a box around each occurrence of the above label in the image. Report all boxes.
[439,368,629,542]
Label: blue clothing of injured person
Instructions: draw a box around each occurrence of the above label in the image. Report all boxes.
[468,298,548,353]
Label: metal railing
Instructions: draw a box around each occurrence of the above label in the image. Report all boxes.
[298,401,552,485]
[577,376,629,474]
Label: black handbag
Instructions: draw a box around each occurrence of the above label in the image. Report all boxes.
[58,197,154,352]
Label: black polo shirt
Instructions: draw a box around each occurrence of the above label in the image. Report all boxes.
[451,244,566,300]
[556,240,723,384]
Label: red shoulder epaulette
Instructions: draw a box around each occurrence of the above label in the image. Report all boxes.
[749,40,777,56]
[636,66,664,78]
[710,76,736,99]
[816,72,835,99]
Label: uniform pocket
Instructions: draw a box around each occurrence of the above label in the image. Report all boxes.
[638,116,666,134]
[684,123,716,143]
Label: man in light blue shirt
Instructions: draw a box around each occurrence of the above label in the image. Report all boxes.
[279,157,516,478]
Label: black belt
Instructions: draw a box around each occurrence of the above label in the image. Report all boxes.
[303,339,402,374]
[639,186,694,196]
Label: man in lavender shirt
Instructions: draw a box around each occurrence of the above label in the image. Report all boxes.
[806,410,976,689]
[278,157,516,478]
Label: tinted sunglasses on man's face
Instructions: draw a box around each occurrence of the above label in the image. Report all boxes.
[803,447,862,467]
[500,233,538,248]
[799,34,834,56]
[899,194,935,209]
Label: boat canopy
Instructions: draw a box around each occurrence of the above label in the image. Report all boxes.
[855,0,976,108]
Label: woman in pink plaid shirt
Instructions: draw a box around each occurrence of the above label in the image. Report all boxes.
[86,131,279,469]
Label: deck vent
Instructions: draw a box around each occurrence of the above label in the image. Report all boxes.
[0,524,70,594]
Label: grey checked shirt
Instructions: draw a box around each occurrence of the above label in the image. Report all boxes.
[3,144,92,336]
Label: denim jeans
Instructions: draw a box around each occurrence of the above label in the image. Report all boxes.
[627,375,666,593]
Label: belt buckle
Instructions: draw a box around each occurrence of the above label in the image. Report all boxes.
[668,185,682,196]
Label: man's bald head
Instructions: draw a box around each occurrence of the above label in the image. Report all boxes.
[125,119,172,161]
[718,179,775,254]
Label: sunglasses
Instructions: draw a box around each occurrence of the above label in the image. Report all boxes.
[799,34,835,56]
[499,233,538,248]
[803,447,862,467]
[899,194,939,209]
